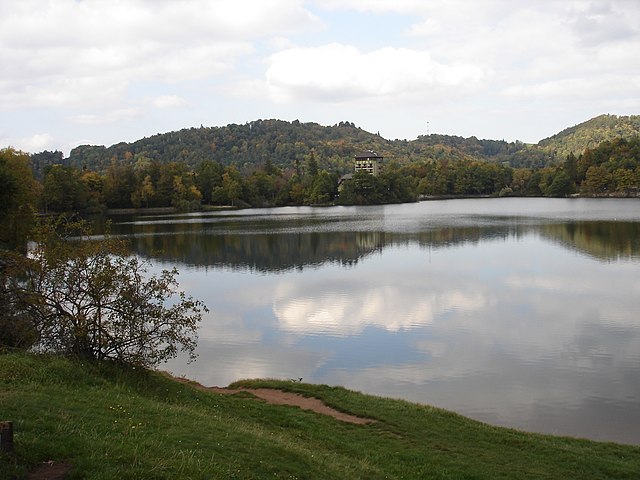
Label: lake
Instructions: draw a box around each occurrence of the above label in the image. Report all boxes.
[110,197,640,445]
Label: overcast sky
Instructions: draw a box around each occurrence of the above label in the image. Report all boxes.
[2,0,639,155]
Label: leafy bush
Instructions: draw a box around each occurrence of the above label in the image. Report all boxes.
[1,219,207,366]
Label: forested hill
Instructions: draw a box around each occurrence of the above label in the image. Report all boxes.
[8,115,639,217]
[538,114,640,160]
[64,119,511,175]
[68,120,385,174]
[34,114,640,176]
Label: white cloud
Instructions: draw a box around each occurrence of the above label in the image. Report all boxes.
[266,43,488,103]
[312,0,640,108]
[152,95,188,109]
[313,0,430,14]
[0,0,320,109]
[566,1,640,47]
[2,0,640,152]
[70,108,142,125]
[0,133,57,153]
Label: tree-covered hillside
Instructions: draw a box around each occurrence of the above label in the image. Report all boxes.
[28,115,640,178]
[16,114,640,214]
[538,114,640,160]
[67,120,391,175]
[62,119,529,175]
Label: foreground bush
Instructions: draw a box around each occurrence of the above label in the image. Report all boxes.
[1,219,207,366]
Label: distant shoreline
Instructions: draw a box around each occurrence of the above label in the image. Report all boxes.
[102,194,640,216]
[105,205,238,215]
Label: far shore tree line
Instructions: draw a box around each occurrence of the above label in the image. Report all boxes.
[28,136,640,214]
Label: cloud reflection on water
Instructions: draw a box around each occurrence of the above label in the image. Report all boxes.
[273,281,487,336]
[129,199,640,444]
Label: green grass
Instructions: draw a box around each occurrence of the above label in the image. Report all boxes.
[1,353,639,479]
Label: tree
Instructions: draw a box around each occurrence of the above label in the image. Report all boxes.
[2,219,207,367]
[564,152,578,186]
[416,161,449,196]
[132,175,155,208]
[306,170,336,204]
[380,168,416,202]
[103,159,136,208]
[537,167,558,196]
[583,165,612,194]
[213,166,245,206]
[288,179,306,204]
[0,149,40,349]
[29,150,64,181]
[156,162,186,207]
[306,151,319,177]
[0,148,39,251]
[248,170,277,206]
[337,172,388,205]
[80,170,105,212]
[195,160,223,204]
[0,259,38,351]
[43,165,87,212]
[612,168,638,195]
[510,168,533,195]
[223,172,241,206]
[171,174,202,211]
[131,155,158,208]
[546,170,573,197]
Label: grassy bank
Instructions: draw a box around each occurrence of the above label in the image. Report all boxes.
[1,353,639,479]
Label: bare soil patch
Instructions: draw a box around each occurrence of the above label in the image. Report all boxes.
[26,461,72,480]
[208,386,375,425]
[173,377,375,425]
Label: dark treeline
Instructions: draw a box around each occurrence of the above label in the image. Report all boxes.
[33,136,640,213]
[0,135,637,221]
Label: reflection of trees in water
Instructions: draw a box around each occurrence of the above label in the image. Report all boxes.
[406,222,640,262]
[112,218,640,271]
[124,226,386,272]
[416,222,640,261]
[539,222,640,261]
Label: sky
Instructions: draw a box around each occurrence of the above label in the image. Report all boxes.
[1,0,639,155]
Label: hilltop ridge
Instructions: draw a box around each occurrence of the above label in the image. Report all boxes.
[538,114,640,159]
[29,114,640,175]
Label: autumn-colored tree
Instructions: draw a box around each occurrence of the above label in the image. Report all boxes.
[583,165,612,194]
[288,179,306,205]
[80,170,105,212]
[103,159,136,208]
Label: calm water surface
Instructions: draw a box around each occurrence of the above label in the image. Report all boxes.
[111,198,640,445]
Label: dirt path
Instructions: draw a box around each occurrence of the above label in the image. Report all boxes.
[204,386,375,425]
[171,377,375,425]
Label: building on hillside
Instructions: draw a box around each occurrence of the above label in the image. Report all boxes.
[354,150,383,176]
[337,173,353,192]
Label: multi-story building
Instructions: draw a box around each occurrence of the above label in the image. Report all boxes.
[354,150,383,176]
